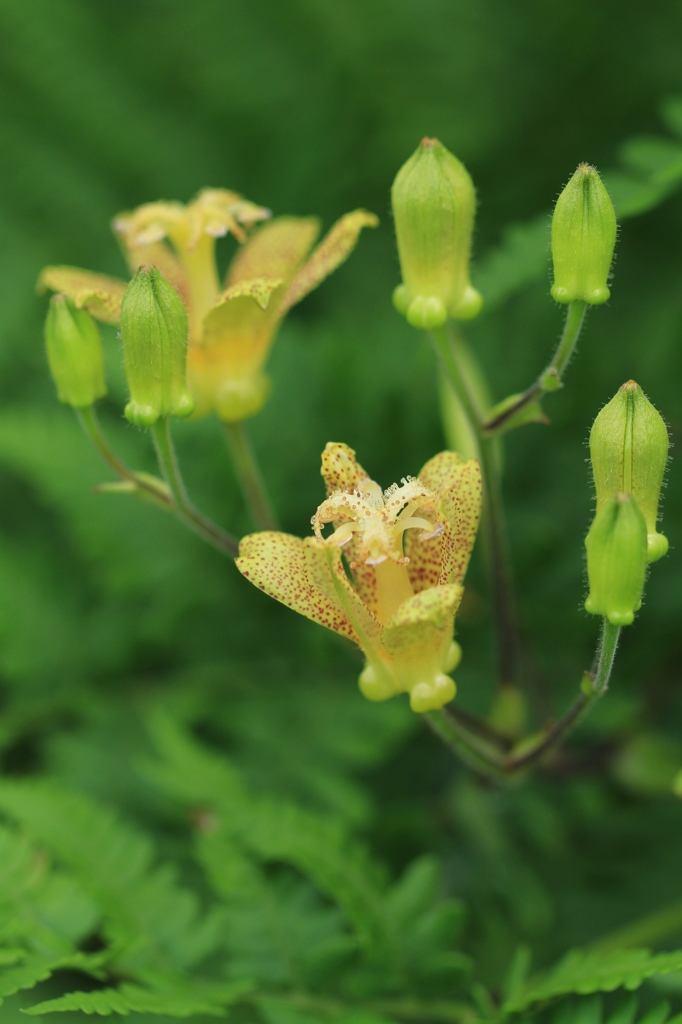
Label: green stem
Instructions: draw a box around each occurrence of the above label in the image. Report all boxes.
[76,405,171,507]
[151,418,240,557]
[482,300,588,435]
[223,419,279,531]
[549,299,588,380]
[431,325,519,686]
[427,619,620,779]
[501,619,620,774]
[425,708,507,780]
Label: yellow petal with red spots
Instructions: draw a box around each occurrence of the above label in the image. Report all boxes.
[226,217,320,288]
[280,209,379,314]
[382,585,463,712]
[320,442,370,496]
[236,531,357,641]
[439,458,482,583]
[38,266,127,324]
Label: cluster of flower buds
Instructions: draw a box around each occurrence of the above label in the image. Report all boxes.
[585,381,669,625]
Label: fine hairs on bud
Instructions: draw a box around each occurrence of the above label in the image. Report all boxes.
[45,294,107,409]
[120,265,195,427]
[392,137,482,329]
[551,163,617,305]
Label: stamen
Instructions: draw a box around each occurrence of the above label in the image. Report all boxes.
[327,522,359,547]
[395,516,436,536]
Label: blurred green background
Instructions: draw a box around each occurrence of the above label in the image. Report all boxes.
[2,0,682,998]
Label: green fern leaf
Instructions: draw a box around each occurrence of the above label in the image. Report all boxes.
[505,948,682,1013]
[0,781,224,974]
[145,715,398,965]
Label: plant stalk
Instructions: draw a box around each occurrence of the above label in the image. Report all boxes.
[482,300,588,435]
[431,324,519,686]
[151,417,240,557]
[223,419,278,531]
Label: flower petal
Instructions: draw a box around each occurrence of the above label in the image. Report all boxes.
[320,442,370,496]
[382,585,462,658]
[418,450,466,493]
[303,538,383,652]
[236,531,356,640]
[196,282,286,384]
[114,231,190,305]
[38,266,127,324]
[406,453,482,588]
[226,217,320,288]
[236,532,382,649]
[404,510,450,593]
[213,277,283,312]
[439,458,482,583]
[280,210,379,315]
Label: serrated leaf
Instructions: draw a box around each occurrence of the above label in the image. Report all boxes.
[505,948,682,1013]
[0,781,223,974]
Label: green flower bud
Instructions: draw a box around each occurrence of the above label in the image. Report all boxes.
[44,294,106,408]
[392,137,482,329]
[585,494,647,626]
[120,265,195,427]
[590,381,669,563]
[551,163,617,305]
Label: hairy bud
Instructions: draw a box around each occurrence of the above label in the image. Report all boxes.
[551,164,617,305]
[392,138,482,329]
[45,294,106,408]
[590,381,669,563]
[120,266,195,427]
[585,494,647,626]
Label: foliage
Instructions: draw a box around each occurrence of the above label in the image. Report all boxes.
[2,2,682,1023]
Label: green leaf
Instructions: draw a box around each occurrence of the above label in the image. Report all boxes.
[23,980,241,1018]
[0,781,224,974]
[505,948,682,1013]
[144,714,397,965]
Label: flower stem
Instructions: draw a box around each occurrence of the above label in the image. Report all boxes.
[223,419,279,531]
[431,324,519,686]
[77,405,171,507]
[427,618,620,778]
[482,300,588,435]
[500,618,620,773]
[151,417,240,557]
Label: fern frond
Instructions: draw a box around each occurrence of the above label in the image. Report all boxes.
[23,978,247,1018]
[0,781,223,974]
[145,715,398,965]
[505,948,682,1013]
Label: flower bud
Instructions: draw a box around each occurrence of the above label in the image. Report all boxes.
[392,138,482,329]
[44,294,106,408]
[551,164,617,305]
[120,265,195,427]
[590,381,669,563]
[584,494,647,626]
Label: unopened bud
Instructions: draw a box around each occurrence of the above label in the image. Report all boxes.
[585,494,647,626]
[120,266,195,427]
[392,138,482,329]
[551,164,617,305]
[45,294,106,408]
[590,381,668,562]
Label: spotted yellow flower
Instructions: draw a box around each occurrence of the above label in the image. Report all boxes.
[236,443,481,712]
[38,189,377,422]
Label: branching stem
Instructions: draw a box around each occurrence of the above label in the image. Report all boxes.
[482,300,588,435]
[427,619,620,779]
[150,417,240,557]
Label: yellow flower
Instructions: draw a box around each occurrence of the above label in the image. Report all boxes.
[38,189,378,422]
[236,443,482,712]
